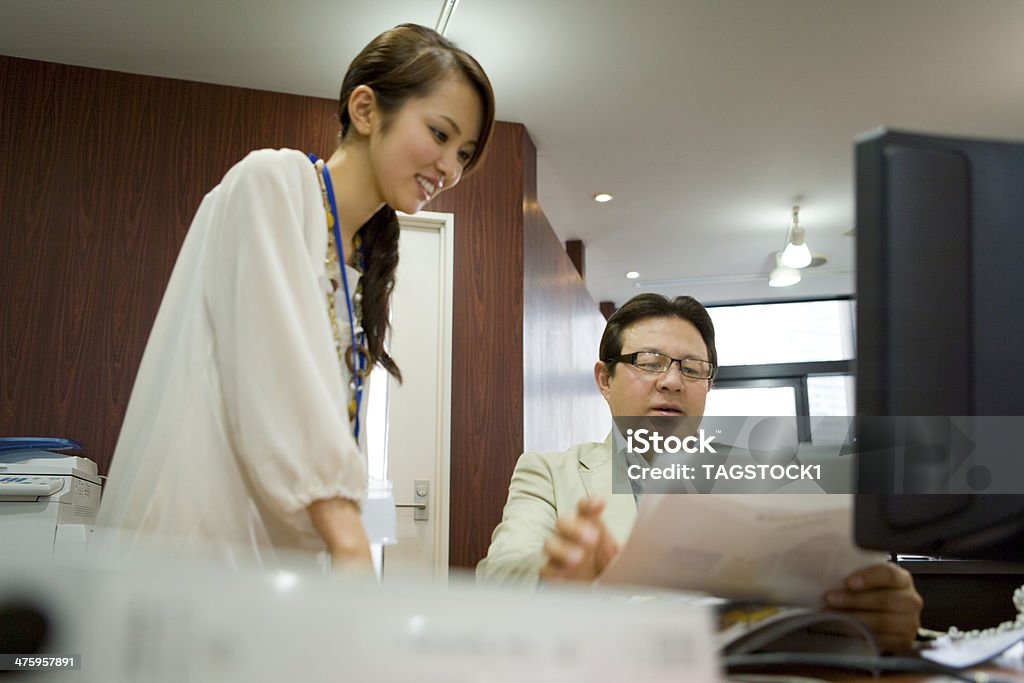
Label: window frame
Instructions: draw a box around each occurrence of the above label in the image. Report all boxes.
[707,293,856,443]
[712,361,853,442]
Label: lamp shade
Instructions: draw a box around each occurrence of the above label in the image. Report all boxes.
[780,226,812,268]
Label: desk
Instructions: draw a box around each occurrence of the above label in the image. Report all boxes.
[732,662,1024,682]
[899,558,1024,631]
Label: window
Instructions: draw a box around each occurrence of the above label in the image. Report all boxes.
[711,299,855,365]
[706,299,854,444]
[706,383,798,418]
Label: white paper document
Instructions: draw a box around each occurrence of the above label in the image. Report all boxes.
[922,628,1024,669]
[597,494,886,606]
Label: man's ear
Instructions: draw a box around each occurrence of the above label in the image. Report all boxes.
[347,85,378,137]
[594,361,613,402]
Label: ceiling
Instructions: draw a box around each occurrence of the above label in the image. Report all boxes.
[4,0,1024,306]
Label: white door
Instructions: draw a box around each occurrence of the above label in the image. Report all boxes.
[365,211,453,580]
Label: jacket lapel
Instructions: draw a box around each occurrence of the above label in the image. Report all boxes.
[578,432,638,545]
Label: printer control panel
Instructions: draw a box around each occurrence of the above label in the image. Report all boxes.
[0,476,65,500]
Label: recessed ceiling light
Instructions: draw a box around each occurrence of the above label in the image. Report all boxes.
[594,193,613,203]
[625,271,639,279]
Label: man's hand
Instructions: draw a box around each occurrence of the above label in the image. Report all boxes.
[539,497,620,582]
[825,562,923,653]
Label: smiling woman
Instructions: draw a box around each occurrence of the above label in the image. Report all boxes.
[94,23,495,574]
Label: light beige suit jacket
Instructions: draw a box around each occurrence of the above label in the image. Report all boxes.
[476,435,638,586]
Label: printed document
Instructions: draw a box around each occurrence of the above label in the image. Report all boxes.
[598,494,886,606]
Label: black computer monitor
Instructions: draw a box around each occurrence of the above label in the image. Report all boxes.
[853,128,1024,561]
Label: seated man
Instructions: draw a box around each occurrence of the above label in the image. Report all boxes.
[477,293,922,653]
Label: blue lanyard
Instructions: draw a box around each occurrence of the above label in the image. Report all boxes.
[308,154,365,440]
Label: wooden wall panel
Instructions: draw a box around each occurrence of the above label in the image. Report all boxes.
[433,123,606,570]
[521,134,608,455]
[565,239,585,278]
[429,122,525,570]
[0,57,338,471]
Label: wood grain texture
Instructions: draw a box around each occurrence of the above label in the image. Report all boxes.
[565,239,585,278]
[0,57,338,471]
[433,123,606,570]
[429,122,526,569]
[521,133,608,455]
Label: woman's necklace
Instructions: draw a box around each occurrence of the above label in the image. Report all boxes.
[308,153,369,440]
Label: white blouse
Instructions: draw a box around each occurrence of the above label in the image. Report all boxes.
[96,149,368,568]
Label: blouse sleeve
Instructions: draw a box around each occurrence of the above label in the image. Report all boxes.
[204,149,366,540]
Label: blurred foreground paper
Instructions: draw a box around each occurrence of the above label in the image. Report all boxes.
[0,549,720,682]
[597,494,885,606]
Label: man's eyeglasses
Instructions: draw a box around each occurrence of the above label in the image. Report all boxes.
[604,351,716,381]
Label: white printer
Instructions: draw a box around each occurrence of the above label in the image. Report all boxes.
[0,438,102,557]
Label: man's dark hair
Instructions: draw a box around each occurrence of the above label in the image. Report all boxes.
[599,293,718,375]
